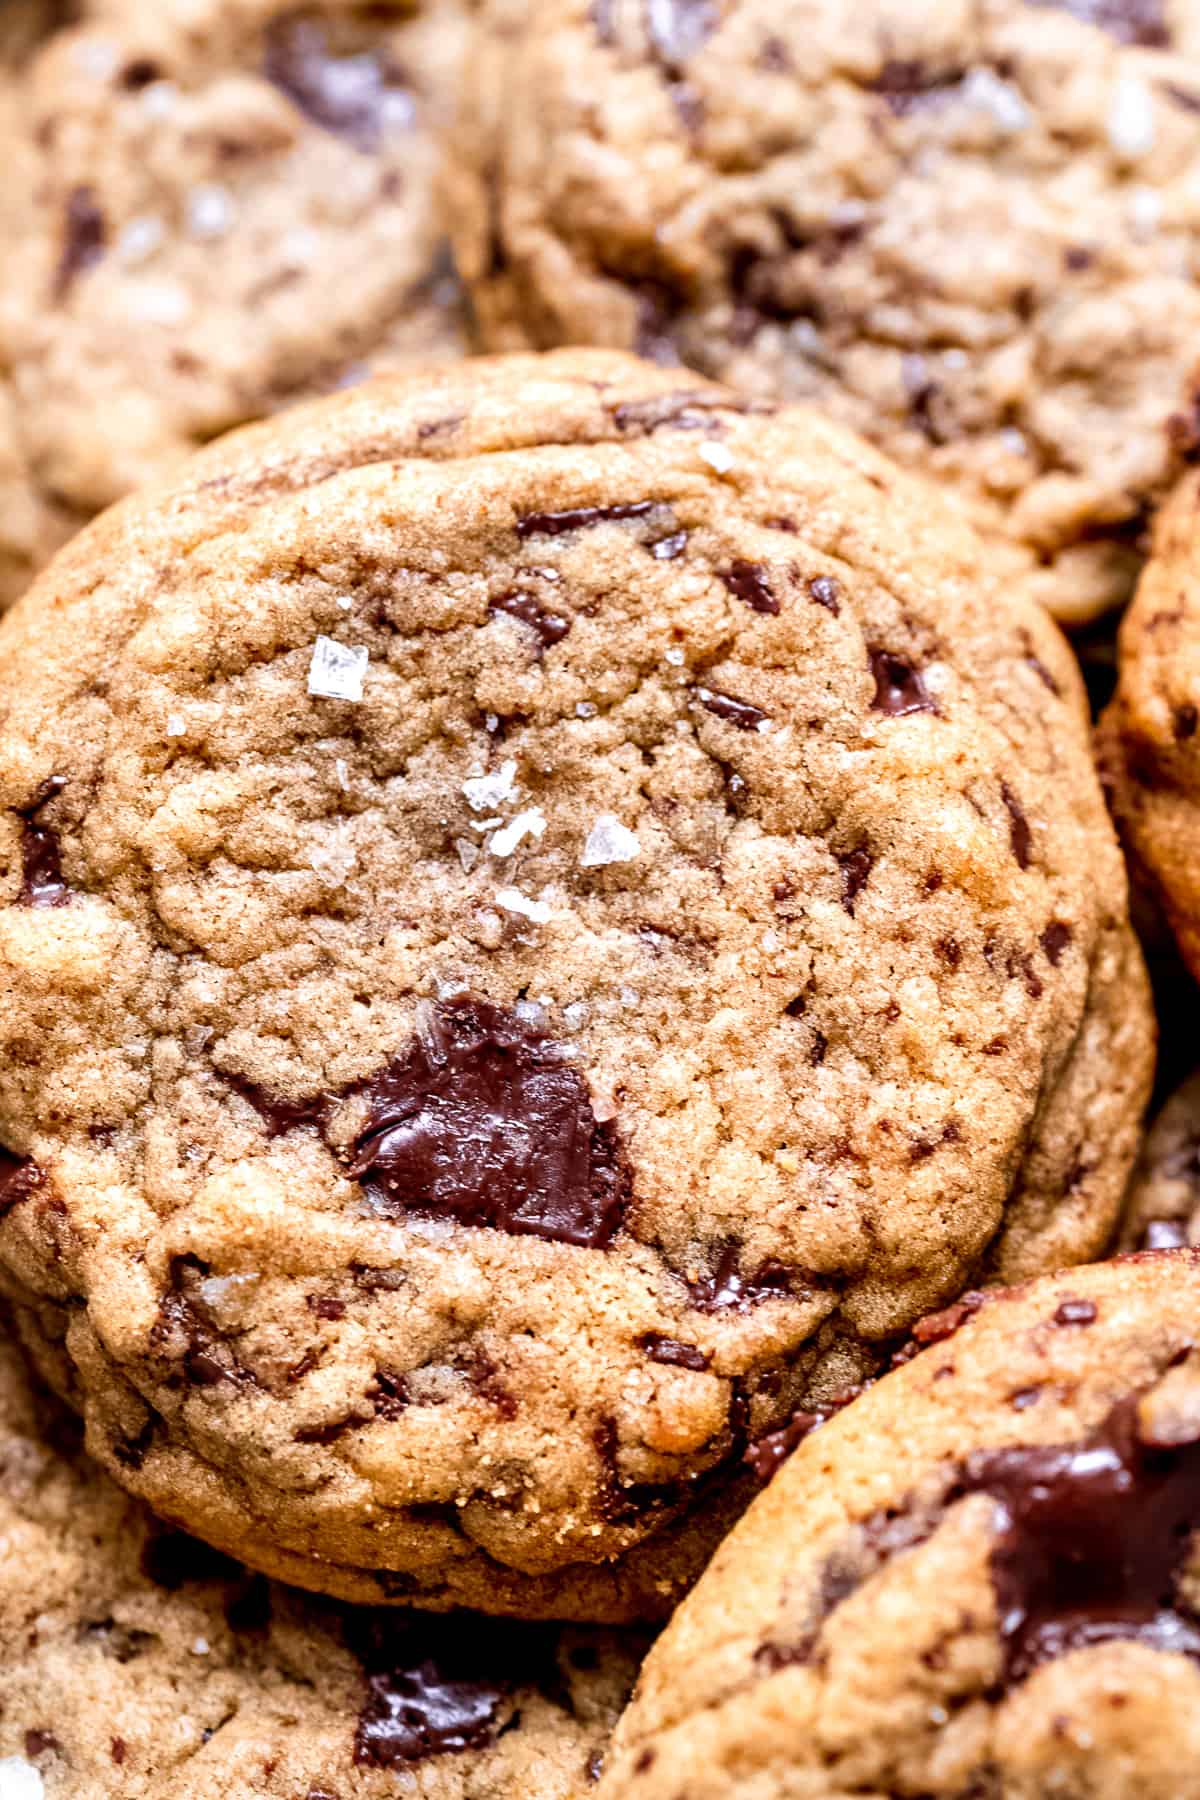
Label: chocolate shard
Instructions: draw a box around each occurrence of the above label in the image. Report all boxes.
[348,998,629,1249]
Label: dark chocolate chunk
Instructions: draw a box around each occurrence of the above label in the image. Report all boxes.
[1174,703,1199,741]
[868,649,935,717]
[263,17,412,152]
[869,59,966,115]
[347,1614,549,1766]
[697,688,768,731]
[960,1391,1200,1683]
[515,501,656,538]
[586,1747,605,1782]
[892,1291,986,1366]
[745,1395,858,1483]
[489,589,571,650]
[348,998,629,1249]
[307,1293,347,1321]
[1001,782,1032,869]
[24,1732,59,1759]
[0,1149,44,1218]
[1040,921,1072,965]
[53,187,105,299]
[719,560,779,615]
[808,575,841,615]
[150,1255,245,1387]
[687,1244,792,1312]
[638,1332,711,1371]
[837,846,873,915]
[1026,0,1169,48]
[228,1075,332,1138]
[1053,1297,1098,1327]
[17,775,70,908]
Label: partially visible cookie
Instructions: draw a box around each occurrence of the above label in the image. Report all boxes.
[1120,1070,1200,1251]
[451,0,1200,624]
[0,0,468,606]
[0,1331,642,1798]
[1103,466,1200,979]
[597,1252,1200,1800]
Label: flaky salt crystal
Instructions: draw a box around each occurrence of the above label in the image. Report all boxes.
[463,760,517,811]
[308,636,368,702]
[489,808,546,857]
[166,713,186,737]
[0,1760,44,1800]
[495,887,552,923]
[697,440,735,475]
[1108,76,1155,159]
[580,814,640,868]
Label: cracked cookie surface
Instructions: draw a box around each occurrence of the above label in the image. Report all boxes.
[451,0,1200,624]
[0,348,1152,1616]
[0,1334,641,1799]
[597,1251,1200,1800]
[0,0,467,608]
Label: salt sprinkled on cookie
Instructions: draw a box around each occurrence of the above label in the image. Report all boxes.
[307,635,368,701]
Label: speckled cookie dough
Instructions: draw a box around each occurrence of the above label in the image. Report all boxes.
[0,0,468,607]
[597,1251,1200,1800]
[1120,1068,1200,1251]
[1102,465,1200,983]
[0,1332,641,1799]
[0,348,1152,1617]
[450,0,1200,625]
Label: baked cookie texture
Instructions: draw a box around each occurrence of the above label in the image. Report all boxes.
[1120,1069,1200,1252]
[0,1334,640,1799]
[597,1251,1200,1800]
[451,0,1200,626]
[0,0,468,609]
[0,349,1152,1617]
[1103,466,1200,980]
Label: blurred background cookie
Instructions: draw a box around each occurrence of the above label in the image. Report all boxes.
[451,0,1200,625]
[1120,1068,1200,1250]
[0,0,468,607]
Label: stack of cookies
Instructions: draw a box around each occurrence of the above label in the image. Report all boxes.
[0,4,1198,1797]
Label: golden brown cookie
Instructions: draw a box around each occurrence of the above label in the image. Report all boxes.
[0,348,1152,1617]
[597,1252,1200,1800]
[0,1332,642,1798]
[450,0,1200,624]
[0,0,468,607]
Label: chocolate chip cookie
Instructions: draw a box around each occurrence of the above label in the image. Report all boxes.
[1102,465,1200,982]
[0,1333,640,1798]
[451,0,1200,624]
[0,0,467,608]
[1120,1069,1200,1251]
[0,348,1152,1617]
[597,1251,1200,1800]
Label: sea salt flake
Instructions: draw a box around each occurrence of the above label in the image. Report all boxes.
[495,886,552,924]
[335,758,350,789]
[117,214,164,265]
[562,1001,589,1031]
[191,1636,211,1656]
[514,999,547,1026]
[575,701,597,719]
[665,647,685,665]
[463,760,517,811]
[140,80,179,118]
[166,712,186,737]
[580,814,640,869]
[960,66,1029,133]
[0,1761,44,1800]
[488,808,546,858]
[619,986,640,1007]
[455,838,480,873]
[126,278,192,326]
[308,636,368,702]
[697,440,735,475]
[336,595,353,611]
[187,183,233,239]
[1108,76,1156,159]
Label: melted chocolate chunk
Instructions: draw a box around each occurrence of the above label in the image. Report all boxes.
[697,688,768,731]
[0,1149,44,1218]
[960,1393,1200,1683]
[639,1332,711,1371]
[1174,703,1199,742]
[489,589,571,650]
[1027,0,1169,47]
[515,501,655,538]
[687,1245,792,1312]
[745,1395,858,1484]
[1040,921,1072,965]
[808,575,841,615]
[348,1615,549,1766]
[53,187,105,299]
[719,560,779,615]
[348,998,628,1249]
[263,16,412,152]
[151,1256,245,1387]
[17,775,70,908]
[869,59,966,115]
[869,649,935,717]
[1001,782,1032,869]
